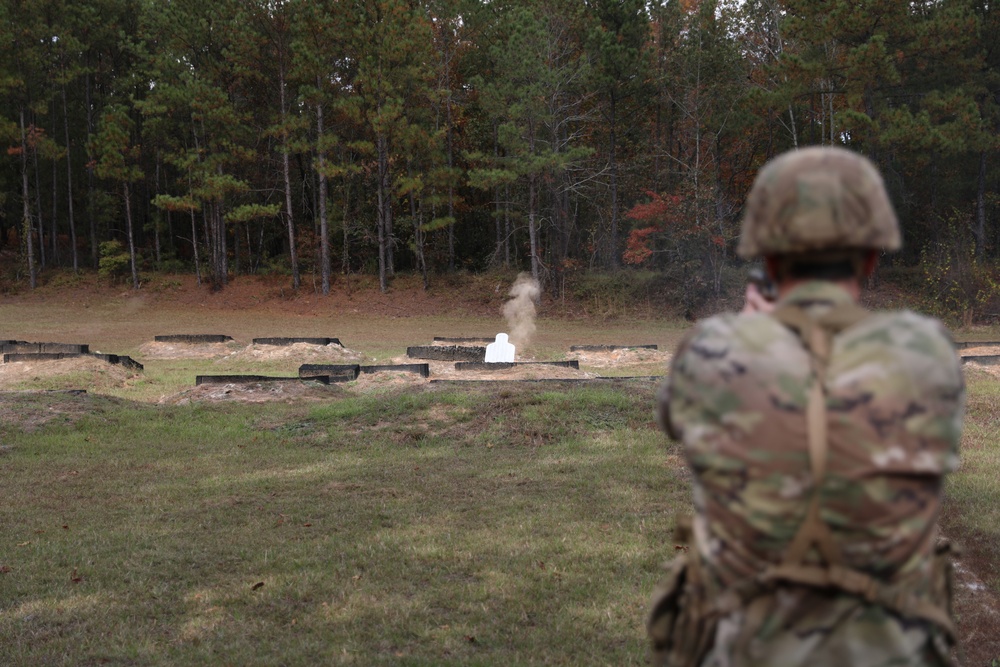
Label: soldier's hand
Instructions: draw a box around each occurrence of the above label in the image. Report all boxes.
[741,283,775,315]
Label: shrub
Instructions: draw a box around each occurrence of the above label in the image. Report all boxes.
[917,211,1000,326]
[98,240,131,283]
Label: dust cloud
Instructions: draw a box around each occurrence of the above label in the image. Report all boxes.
[501,273,540,350]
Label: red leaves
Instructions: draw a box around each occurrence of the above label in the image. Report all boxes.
[623,226,659,265]
[625,190,682,223]
[623,188,734,266]
[623,191,690,266]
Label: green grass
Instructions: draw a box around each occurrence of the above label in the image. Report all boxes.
[944,368,1000,593]
[0,383,684,666]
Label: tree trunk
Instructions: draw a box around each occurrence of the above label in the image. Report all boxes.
[493,120,503,265]
[153,155,162,264]
[341,178,351,275]
[202,205,214,287]
[62,85,78,273]
[608,93,619,269]
[376,132,390,292]
[279,64,300,290]
[407,161,429,289]
[504,181,512,267]
[85,71,97,268]
[528,123,540,284]
[317,100,331,295]
[217,192,228,286]
[190,199,201,286]
[975,150,987,259]
[32,122,46,270]
[20,108,36,289]
[446,83,455,273]
[124,181,139,289]
[51,111,59,265]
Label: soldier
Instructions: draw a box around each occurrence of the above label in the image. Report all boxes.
[648,146,965,667]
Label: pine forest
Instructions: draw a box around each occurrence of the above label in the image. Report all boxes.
[1,0,998,317]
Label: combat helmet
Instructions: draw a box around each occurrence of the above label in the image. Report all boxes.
[737,146,900,259]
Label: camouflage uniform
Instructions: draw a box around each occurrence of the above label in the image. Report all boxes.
[652,147,965,667]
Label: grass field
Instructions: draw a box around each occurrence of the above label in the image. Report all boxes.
[1,271,999,665]
[1,384,681,666]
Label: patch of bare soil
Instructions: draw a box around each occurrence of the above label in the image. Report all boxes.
[951,556,1000,666]
[939,510,1000,666]
[160,379,343,405]
[350,370,430,390]
[222,341,363,363]
[138,340,240,359]
[0,356,140,392]
[567,347,672,369]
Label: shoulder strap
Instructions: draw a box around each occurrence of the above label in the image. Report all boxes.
[758,302,958,642]
[770,301,870,566]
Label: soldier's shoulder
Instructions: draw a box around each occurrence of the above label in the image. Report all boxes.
[692,311,788,340]
[676,311,797,363]
[857,308,957,355]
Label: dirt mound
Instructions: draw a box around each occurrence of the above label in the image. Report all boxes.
[962,363,1000,381]
[568,347,671,369]
[223,341,363,363]
[0,356,140,392]
[161,378,342,405]
[139,340,239,360]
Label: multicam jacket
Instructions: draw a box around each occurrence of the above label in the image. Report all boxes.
[658,281,965,667]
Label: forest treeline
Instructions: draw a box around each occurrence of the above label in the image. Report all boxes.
[1,0,998,313]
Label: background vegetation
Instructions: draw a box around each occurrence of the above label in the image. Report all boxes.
[0,0,997,316]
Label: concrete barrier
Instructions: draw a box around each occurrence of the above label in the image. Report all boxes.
[298,364,361,381]
[154,335,233,343]
[0,342,89,354]
[430,376,662,384]
[955,341,1000,349]
[408,345,485,362]
[360,364,430,378]
[253,337,342,346]
[454,360,580,371]
[569,344,658,352]
[961,355,1000,366]
[4,352,84,363]
[196,375,333,386]
[91,354,144,371]
[433,336,495,344]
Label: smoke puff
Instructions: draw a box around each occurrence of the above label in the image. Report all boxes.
[502,273,540,349]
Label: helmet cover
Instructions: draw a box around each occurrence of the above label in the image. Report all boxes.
[737,146,901,258]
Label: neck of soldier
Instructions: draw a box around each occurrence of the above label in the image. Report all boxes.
[776,277,862,302]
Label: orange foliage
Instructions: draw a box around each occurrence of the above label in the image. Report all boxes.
[623,191,686,266]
